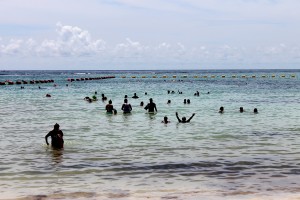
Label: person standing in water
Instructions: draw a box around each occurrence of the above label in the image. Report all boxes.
[144,98,157,113]
[121,98,132,114]
[176,112,195,123]
[106,99,117,114]
[45,123,64,149]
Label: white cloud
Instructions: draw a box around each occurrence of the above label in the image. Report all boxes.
[0,22,299,69]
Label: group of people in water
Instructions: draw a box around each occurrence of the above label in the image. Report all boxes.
[46,90,259,149]
[218,106,258,114]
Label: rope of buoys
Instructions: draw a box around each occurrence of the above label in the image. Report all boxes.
[0,79,54,86]
[67,76,115,82]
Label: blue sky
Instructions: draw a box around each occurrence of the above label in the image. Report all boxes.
[0,0,300,70]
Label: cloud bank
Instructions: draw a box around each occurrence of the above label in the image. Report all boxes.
[0,23,300,69]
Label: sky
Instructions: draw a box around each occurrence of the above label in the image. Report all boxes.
[0,0,300,70]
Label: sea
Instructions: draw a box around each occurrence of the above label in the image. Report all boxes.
[0,69,299,200]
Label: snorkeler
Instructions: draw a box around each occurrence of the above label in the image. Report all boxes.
[45,123,64,149]
[176,112,195,123]
[144,98,157,113]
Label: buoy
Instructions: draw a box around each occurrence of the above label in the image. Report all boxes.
[232,75,236,78]
[242,75,247,78]
[271,74,276,78]
[162,75,167,78]
[141,76,146,78]
[203,75,207,78]
[182,75,187,78]
[172,75,176,78]
[261,75,266,78]
[211,75,216,78]
[221,75,225,78]
[193,76,198,78]
[291,74,296,78]
[252,75,256,78]
[281,74,285,78]
[131,76,136,78]
[152,76,157,78]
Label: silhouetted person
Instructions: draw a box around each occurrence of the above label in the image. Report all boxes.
[101,93,107,101]
[219,106,224,113]
[140,101,144,106]
[167,100,171,104]
[46,94,51,97]
[254,108,258,114]
[45,123,64,149]
[240,107,244,113]
[187,99,190,104]
[106,100,116,114]
[121,98,132,114]
[176,112,195,123]
[132,93,139,99]
[144,98,157,113]
[184,99,187,104]
[162,116,170,124]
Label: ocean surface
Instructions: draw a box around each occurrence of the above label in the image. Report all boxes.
[0,69,299,200]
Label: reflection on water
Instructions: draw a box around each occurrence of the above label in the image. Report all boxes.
[49,148,64,165]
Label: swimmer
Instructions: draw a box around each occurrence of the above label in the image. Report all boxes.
[145,92,147,95]
[187,99,190,104]
[92,95,98,101]
[132,93,139,99]
[240,107,244,113]
[176,112,195,123]
[101,93,107,101]
[162,116,170,124]
[106,100,113,113]
[254,108,258,113]
[124,95,128,98]
[45,123,64,149]
[121,98,132,114]
[184,99,187,104]
[140,101,144,106]
[167,100,171,104]
[46,94,51,97]
[144,98,157,113]
[219,106,224,113]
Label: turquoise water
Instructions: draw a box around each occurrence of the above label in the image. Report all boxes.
[0,70,300,200]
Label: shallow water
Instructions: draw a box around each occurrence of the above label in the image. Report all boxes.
[0,69,300,199]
